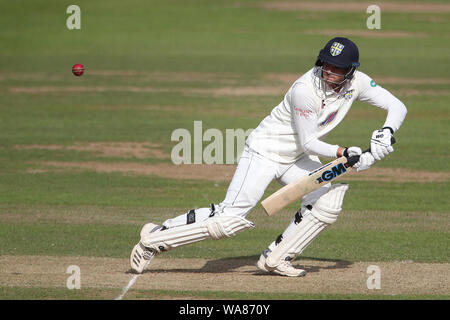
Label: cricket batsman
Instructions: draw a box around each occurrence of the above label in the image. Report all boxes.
[130,37,407,276]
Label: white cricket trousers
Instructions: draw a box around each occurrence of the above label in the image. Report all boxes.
[163,145,330,228]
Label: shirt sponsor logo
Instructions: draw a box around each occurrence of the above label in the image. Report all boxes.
[320,111,338,127]
[370,80,377,87]
[294,107,313,118]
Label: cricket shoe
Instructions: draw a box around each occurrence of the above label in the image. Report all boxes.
[130,242,156,274]
[130,223,165,274]
[256,249,306,277]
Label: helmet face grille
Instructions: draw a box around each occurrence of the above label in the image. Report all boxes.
[312,66,352,100]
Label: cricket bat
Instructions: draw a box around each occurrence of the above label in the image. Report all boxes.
[261,138,395,216]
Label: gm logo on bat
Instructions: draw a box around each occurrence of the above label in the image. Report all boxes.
[315,163,347,183]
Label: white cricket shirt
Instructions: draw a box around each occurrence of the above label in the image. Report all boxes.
[246,68,407,163]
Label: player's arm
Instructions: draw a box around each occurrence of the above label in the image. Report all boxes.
[290,83,341,158]
[290,84,371,171]
[356,72,408,161]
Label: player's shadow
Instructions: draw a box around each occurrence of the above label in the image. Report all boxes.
[292,256,353,274]
[130,255,352,275]
[130,256,259,274]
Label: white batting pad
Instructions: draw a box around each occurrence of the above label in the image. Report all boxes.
[206,215,254,239]
[265,214,326,268]
[141,215,254,252]
[265,183,349,268]
[311,183,348,224]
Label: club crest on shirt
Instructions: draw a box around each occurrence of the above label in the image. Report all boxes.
[330,42,344,56]
[344,89,354,101]
[320,111,338,127]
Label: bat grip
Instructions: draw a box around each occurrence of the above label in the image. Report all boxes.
[346,137,396,167]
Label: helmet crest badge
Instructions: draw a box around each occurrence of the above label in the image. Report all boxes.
[330,42,344,56]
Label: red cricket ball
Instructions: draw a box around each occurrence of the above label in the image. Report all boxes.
[72,63,85,76]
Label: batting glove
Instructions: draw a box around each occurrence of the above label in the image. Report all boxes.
[354,152,376,172]
[370,127,394,161]
[343,146,362,158]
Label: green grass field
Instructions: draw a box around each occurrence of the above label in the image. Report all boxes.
[0,0,449,301]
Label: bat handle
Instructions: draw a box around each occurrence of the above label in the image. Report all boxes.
[346,137,396,167]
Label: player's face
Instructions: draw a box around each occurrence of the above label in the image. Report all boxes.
[322,62,347,88]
